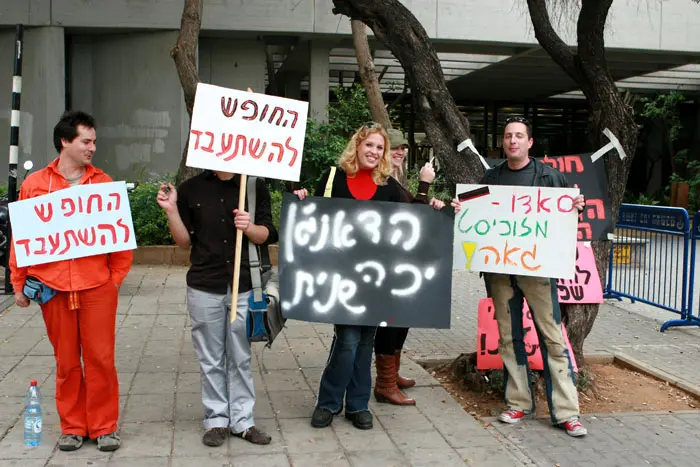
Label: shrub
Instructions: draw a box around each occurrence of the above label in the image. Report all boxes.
[270,189,283,232]
[128,181,174,246]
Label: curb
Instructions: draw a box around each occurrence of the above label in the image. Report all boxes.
[612,351,700,400]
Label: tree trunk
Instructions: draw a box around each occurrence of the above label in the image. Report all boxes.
[527,0,639,366]
[351,20,391,129]
[171,0,203,184]
[332,0,485,187]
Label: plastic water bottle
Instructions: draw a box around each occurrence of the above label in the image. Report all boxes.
[24,380,42,446]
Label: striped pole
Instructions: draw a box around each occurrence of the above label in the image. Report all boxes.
[5,24,23,293]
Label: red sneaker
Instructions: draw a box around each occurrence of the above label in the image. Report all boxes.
[498,409,526,424]
[561,418,588,437]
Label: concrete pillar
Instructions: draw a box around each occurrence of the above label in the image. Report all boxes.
[23,27,66,166]
[309,41,329,123]
[281,72,304,100]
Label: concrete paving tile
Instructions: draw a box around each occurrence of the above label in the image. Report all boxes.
[374,410,432,430]
[175,371,201,393]
[230,418,285,455]
[171,457,230,467]
[174,392,203,421]
[107,457,170,466]
[111,422,173,459]
[333,417,395,451]
[0,460,48,467]
[122,393,175,422]
[260,369,311,392]
[278,418,341,454]
[287,451,350,467]
[385,427,452,452]
[229,453,290,467]
[0,420,60,459]
[48,445,113,463]
[138,355,180,373]
[456,447,523,467]
[143,339,183,357]
[404,448,466,466]
[345,449,406,467]
[0,355,22,378]
[129,372,176,395]
[281,325,319,339]
[268,390,316,419]
[254,391,276,420]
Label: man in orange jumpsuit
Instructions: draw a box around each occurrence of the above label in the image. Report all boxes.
[10,111,133,452]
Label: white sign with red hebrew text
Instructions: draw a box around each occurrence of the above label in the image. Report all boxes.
[9,182,136,267]
[186,83,309,182]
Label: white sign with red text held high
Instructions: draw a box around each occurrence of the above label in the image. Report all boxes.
[186,83,309,182]
[9,182,137,267]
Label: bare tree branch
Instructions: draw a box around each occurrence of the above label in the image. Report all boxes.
[526,0,580,82]
[351,20,391,128]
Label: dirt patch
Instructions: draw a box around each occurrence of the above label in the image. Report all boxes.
[426,362,700,420]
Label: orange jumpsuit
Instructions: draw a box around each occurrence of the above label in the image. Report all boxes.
[10,158,133,438]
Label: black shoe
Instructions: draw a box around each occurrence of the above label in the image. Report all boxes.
[345,410,373,430]
[311,407,338,428]
[202,427,228,447]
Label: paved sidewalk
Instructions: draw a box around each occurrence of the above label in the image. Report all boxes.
[0,265,522,467]
[1,265,699,466]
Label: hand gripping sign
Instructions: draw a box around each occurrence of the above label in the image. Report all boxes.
[453,184,580,279]
[9,181,137,267]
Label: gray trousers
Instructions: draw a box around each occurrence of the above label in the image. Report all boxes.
[186,287,255,433]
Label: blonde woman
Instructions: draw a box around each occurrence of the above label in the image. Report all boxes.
[294,123,402,430]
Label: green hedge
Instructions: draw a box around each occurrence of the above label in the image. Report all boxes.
[128,182,174,246]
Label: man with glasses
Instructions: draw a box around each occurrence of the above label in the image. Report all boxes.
[480,116,588,437]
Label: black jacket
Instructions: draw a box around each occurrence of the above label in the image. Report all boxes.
[480,157,570,188]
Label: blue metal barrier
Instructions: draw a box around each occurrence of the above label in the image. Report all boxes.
[683,211,700,330]
[604,204,699,332]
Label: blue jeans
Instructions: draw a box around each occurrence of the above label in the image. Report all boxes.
[317,325,376,414]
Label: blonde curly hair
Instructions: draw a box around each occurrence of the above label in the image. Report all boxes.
[338,124,392,185]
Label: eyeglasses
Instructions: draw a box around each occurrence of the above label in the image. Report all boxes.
[361,122,381,130]
[505,116,530,126]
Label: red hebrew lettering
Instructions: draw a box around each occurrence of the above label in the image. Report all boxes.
[202,131,215,153]
[59,230,79,255]
[34,203,53,223]
[287,110,299,129]
[87,194,103,214]
[503,241,520,266]
[223,135,247,162]
[47,233,60,254]
[33,237,47,255]
[61,198,76,217]
[16,239,31,256]
[78,226,96,246]
[248,138,267,159]
[241,100,258,120]
[268,142,284,163]
[107,193,121,211]
[536,189,551,213]
[521,245,541,271]
[78,197,84,214]
[98,224,117,246]
[577,223,593,241]
[218,134,233,158]
[259,104,269,122]
[479,246,500,265]
[557,195,575,213]
[585,199,605,220]
[190,130,203,149]
[268,106,284,126]
[542,156,558,170]
[116,218,131,243]
[564,155,584,173]
[517,195,532,214]
[285,137,299,167]
[221,97,238,117]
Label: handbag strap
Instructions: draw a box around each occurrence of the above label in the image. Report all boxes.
[324,166,337,198]
[246,176,264,303]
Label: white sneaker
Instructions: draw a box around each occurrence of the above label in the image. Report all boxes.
[561,418,588,437]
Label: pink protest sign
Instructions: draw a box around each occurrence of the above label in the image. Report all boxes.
[556,242,603,304]
[476,298,578,372]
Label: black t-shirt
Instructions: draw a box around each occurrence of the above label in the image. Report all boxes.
[494,159,537,187]
[176,172,279,294]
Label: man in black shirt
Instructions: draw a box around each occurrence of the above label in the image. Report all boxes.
[157,171,278,447]
[480,117,588,437]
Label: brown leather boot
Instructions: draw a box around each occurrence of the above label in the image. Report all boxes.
[374,354,416,405]
[395,351,416,389]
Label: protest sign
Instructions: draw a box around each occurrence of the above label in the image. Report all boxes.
[186,83,309,182]
[453,184,579,279]
[279,194,452,328]
[485,155,612,242]
[476,298,578,372]
[9,182,136,267]
[556,242,604,304]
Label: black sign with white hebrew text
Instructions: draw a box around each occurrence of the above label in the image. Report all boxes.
[279,193,453,328]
